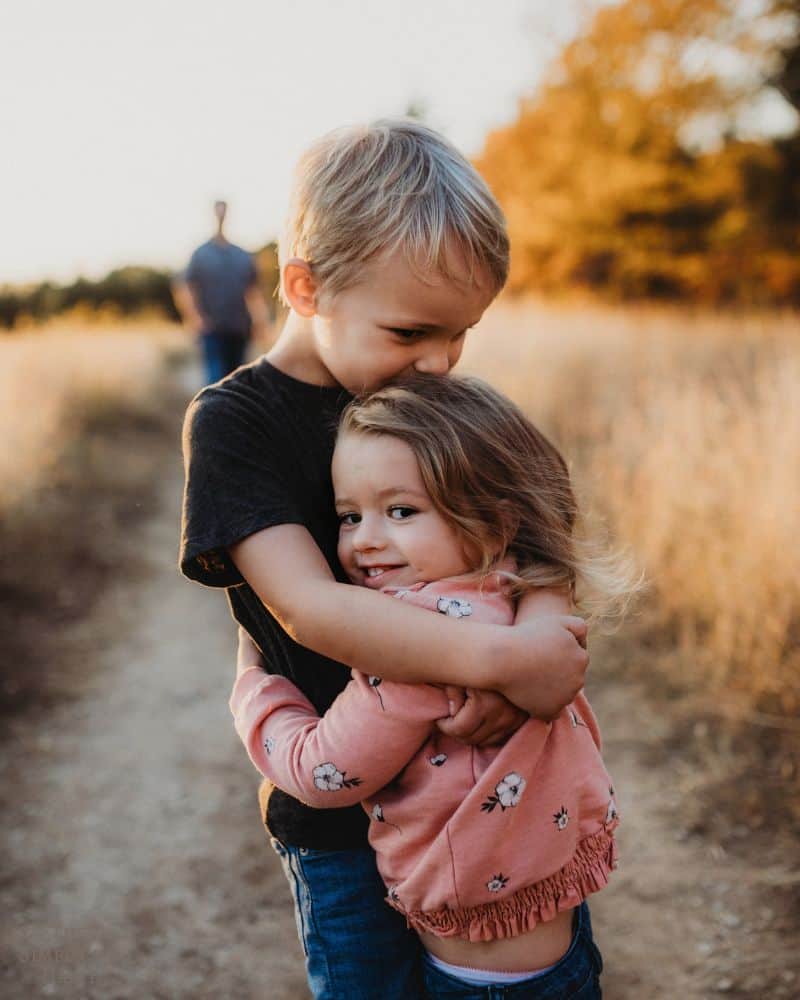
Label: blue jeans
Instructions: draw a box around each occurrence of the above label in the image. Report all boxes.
[199,331,248,384]
[271,839,424,999]
[421,903,603,999]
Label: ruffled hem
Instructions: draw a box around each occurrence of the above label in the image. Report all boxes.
[390,827,618,943]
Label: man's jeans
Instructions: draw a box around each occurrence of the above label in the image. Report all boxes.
[271,839,424,1000]
[199,331,248,384]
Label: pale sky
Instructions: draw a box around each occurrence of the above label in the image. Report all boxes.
[1,1,584,285]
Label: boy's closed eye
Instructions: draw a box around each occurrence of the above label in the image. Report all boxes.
[386,327,427,340]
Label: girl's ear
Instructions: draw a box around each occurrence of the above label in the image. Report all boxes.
[282,258,318,317]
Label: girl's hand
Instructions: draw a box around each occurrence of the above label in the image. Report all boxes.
[236,626,266,678]
[436,688,528,747]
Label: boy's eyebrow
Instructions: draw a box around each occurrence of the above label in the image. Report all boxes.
[383,318,480,332]
[382,320,440,331]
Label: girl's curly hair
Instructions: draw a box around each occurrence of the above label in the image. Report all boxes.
[339,373,639,624]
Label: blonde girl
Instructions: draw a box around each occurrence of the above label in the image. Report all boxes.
[231,373,635,998]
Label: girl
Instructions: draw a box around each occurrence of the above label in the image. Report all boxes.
[230,374,634,998]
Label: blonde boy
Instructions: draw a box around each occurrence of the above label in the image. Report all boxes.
[181,120,588,999]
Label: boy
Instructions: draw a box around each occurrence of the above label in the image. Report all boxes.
[180,120,589,999]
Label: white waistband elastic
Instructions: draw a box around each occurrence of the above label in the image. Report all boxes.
[425,951,557,986]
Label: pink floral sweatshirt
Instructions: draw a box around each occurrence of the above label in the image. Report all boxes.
[229,571,620,943]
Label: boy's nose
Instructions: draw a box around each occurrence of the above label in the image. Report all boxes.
[413,349,451,376]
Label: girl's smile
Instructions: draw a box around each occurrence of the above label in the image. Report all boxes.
[333,431,474,590]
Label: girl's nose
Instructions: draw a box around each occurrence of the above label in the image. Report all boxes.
[352,517,385,551]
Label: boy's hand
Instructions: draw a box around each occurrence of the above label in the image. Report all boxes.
[436,687,528,747]
[496,615,589,721]
[236,626,266,678]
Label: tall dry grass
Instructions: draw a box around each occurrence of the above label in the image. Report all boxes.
[0,318,186,514]
[463,301,800,705]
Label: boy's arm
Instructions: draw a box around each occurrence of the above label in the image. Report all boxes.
[230,662,447,809]
[435,586,581,743]
[230,525,589,718]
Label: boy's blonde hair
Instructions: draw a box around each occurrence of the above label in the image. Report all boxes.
[339,374,640,626]
[281,119,509,302]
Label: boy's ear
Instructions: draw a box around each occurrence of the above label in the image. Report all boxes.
[282,258,318,317]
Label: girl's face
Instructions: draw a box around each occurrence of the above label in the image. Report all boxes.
[332,431,473,590]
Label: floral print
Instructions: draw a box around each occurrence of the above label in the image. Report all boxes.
[568,708,587,728]
[312,761,363,792]
[436,597,473,618]
[481,771,527,812]
[606,786,618,824]
[367,675,385,710]
[429,753,448,767]
[486,873,509,893]
[371,803,402,832]
[553,806,569,830]
[263,736,275,755]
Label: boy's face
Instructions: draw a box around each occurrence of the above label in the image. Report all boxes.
[333,431,473,590]
[310,246,495,393]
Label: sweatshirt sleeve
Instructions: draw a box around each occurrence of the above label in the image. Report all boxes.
[230,666,449,808]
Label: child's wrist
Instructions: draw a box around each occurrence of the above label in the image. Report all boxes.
[477,625,517,693]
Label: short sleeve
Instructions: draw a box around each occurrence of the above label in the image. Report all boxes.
[184,248,201,284]
[179,386,304,588]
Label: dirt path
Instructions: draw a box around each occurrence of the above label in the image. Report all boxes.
[1,368,796,999]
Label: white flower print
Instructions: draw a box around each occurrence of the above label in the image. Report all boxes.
[312,762,363,792]
[367,675,385,710]
[606,786,619,824]
[553,806,569,830]
[371,803,402,832]
[486,873,509,893]
[481,771,526,813]
[568,708,587,728]
[429,753,448,767]
[263,737,275,755]
[436,597,473,618]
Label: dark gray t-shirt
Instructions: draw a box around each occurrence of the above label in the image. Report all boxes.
[185,239,257,338]
[180,358,370,849]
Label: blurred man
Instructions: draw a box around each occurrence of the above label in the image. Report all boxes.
[173,200,269,384]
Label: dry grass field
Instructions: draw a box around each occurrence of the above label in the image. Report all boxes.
[0,318,189,712]
[0,316,185,513]
[1,307,798,997]
[463,300,800,713]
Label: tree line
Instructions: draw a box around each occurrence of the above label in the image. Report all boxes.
[476,0,800,304]
[0,244,280,331]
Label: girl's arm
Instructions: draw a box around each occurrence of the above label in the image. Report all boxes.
[230,525,588,719]
[230,662,447,809]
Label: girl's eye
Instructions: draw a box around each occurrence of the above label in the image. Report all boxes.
[338,512,361,526]
[389,506,417,520]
